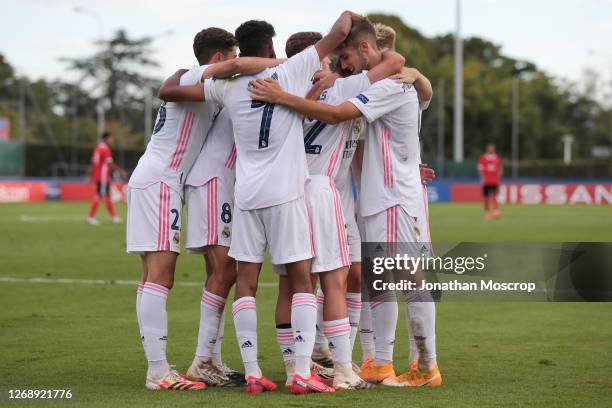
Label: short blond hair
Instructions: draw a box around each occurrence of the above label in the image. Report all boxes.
[374,23,396,51]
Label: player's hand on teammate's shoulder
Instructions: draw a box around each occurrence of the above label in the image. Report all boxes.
[391,67,421,85]
[381,50,406,73]
[314,71,340,89]
[248,78,285,103]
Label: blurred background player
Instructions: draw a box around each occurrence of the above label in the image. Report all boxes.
[87,131,127,225]
[478,143,503,220]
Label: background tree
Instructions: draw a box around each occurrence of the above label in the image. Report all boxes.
[62,29,159,120]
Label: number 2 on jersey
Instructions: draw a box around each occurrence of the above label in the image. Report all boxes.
[304,121,327,154]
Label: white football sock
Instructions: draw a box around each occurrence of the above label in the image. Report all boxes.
[314,288,327,348]
[405,289,437,371]
[291,293,317,378]
[141,282,170,379]
[371,292,398,366]
[232,297,261,378]
[195,290,225,363]
[276,325,295,380]
[136,283,144,339]
[276,326,295,364]
[212,309,225,367]
[324,318,352,369]
[359,301,376,360]
[346,292,361,351]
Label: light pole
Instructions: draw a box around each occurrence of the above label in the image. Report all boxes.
[511,74,519,178]
[588,49,612,159]
[437,78,445,176]
[510,62,532,179]
[562,134,575,164]
[453,0,464,163]
[74,6,105,136]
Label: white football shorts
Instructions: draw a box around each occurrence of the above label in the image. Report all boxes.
[185,176,233,252]
[229,195,314,265]
[126,182,183,254]
[364,205,421,243]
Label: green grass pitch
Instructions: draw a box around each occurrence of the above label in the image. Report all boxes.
[1,202,611,407]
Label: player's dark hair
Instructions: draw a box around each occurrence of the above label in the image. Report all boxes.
[285,31,322,58]
[235,20,276,57]
[193,27,238,65]
[101,131,112,140]
[341,17,377,50]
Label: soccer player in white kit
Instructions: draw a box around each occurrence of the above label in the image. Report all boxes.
[247,18,442,388]
[278,31,411,388]
[271,31,405,390]
[183,107,242,386]
[157,21,279,388]
[370,23,436,372]
[127,27,281,391]
[157,11,363,395]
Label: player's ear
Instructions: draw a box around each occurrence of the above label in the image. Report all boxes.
[268,45,276,59]
[211,51,223,63]
[359,40,369,54]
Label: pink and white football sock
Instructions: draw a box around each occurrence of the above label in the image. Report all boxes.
[346,292,361,351]
[195,289,225,363]
[232,296,261,378]
[291,293,317,378]
[324,318,352,369]
[141,282,170,379]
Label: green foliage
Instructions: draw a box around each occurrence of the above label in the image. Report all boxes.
[0,16,610,166]
[366,13,610,162]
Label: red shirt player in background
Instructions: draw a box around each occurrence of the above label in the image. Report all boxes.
[478,143,503,221]
[87,131,128,225]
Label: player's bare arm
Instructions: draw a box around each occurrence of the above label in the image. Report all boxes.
[158,58,283,102]
[305,50,405,101]
[391,67,433,103]
[366,50,405,83]
[158,69,201,101]
[249,77,361,124]
[314,10,362,60]
[305,72,341,100]
[202,57,284,80]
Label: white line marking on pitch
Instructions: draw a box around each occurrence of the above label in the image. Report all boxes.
[18,215,87,222]
[0,276,277,288]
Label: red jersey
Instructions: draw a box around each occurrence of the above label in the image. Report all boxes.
[92,142,113,183]
[478,153,502,185]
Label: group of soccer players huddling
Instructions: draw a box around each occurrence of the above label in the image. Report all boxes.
[126,10,441,394]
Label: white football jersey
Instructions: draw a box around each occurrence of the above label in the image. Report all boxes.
[303,73,370,179]
[185,108,236,187]
[204,46,321,210]
[349,79,424,218]
[129,64,218,194]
